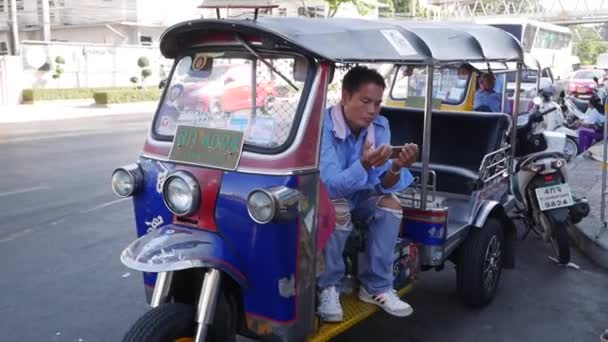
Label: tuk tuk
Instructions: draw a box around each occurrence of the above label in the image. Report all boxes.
[111,11,525,342]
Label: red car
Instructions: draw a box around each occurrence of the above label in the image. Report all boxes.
[175,63,277,114]
[568,69,606,99]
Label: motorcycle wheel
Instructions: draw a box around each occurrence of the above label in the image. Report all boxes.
[564,137,580,161]
[456,217,504,308]
[542,213,571,265]
[122,293,236,342]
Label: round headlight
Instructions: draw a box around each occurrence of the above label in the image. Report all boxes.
[162,171,200,216]
[112,169,135,197]
[247,190,276,224]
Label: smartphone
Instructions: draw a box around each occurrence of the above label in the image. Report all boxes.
[390,145,403,159]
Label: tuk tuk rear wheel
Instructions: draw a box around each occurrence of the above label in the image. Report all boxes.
[456,217,504,308]
[122,293,236,342]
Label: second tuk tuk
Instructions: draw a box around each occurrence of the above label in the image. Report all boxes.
[111,12,524,342]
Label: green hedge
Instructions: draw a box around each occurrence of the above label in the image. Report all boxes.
[93,88,161,105]
[21,87,160,102]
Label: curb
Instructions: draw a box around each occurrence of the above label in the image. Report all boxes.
[566,144,608,270]
[568,220,608,270]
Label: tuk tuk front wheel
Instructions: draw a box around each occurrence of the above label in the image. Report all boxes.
[456,217,504,308]
[122,292,236,342]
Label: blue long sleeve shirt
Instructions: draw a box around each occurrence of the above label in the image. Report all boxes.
[319,107,414,205]
[474,90,507,113]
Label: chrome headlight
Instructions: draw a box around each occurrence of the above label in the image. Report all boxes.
[111,163,143,197]
[162,171,200,216]
[247,187,303,224]
[247,189,276,224]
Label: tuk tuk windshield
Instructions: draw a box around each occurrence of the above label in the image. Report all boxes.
[390,66,470,105]
[154,53,309,149]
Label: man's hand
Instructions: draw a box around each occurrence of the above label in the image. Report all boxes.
[392,143,419,169]
[361,142,391,170]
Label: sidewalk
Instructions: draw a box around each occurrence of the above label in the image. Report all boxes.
[567,142,608,269]
[0,100,158,123]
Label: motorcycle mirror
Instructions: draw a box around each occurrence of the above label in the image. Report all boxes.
[533,96,542,106]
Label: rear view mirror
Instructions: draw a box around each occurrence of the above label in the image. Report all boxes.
[159,79,167,89]
[293,57,308,82]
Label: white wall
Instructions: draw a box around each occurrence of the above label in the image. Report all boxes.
[136,0,201,26]
[51,25,127,45]
[0,56,24,104]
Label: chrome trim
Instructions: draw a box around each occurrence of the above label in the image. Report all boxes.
[150,271,173,308]
[140,152,320,176]
[162,170,201,216]
[195,268,222,342]
[479,146,512,184]
[420,65,434,210]
[111,163,143,197]
[472,200,501,228]
[511,63,522,171]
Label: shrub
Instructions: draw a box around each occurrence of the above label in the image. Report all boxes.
[21,87,160,103]
[93,88,160,105]
[22,89,34,103]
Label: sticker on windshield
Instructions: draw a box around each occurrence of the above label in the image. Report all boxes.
[192,53,211,71]
[381,29,416,56]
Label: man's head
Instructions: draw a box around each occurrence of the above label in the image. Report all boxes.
[458,65,471,80]
[341,66,386,133]
[479,72,495,91]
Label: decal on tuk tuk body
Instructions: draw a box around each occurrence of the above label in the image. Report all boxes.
[131,158,176,289]
[401,207,448,246]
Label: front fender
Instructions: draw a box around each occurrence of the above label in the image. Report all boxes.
[120,224,247,287]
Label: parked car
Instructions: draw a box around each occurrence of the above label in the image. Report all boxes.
[568,69,606,99]
[176,63,277,115]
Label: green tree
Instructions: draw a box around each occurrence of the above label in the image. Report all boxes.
[52,56,65,81]
[325,0,374,17]
[133,56,152,88]
[575,27,608,65]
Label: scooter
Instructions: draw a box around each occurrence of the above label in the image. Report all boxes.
[536,89,580,161]
[511,101,589,265]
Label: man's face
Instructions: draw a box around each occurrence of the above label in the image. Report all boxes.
[458,67,470,80]
[342,82,384,132]
[480,76,494,91]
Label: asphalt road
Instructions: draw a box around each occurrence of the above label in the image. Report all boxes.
[0,113,607,342]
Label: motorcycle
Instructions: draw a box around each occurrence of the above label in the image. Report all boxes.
[511,101,590,265]
[534,89,580,161]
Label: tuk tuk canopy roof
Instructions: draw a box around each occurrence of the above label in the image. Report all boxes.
[160,17,524,64]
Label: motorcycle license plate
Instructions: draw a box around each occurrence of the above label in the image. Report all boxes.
[535,184,574,211]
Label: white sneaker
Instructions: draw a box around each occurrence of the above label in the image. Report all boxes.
[358,287,413,317]
[317,286,343,322]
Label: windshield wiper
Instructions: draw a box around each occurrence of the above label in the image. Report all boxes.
[235,34,300,92]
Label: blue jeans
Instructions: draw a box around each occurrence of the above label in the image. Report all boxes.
[317,193,402,296]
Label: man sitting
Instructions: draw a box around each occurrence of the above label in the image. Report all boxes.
[474,72,503,113]
[317,66,419,322]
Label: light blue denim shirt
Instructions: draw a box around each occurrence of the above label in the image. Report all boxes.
[319,107,414,203]
[474,90,506,113]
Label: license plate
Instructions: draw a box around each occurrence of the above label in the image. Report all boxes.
[535,184,574,211]
[169,125,245,170]
[577,87,587,93]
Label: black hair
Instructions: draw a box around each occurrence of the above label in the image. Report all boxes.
[342,66,386,94]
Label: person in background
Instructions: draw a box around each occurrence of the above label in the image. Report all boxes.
[474,72,503,112]
[577,94,605,152]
